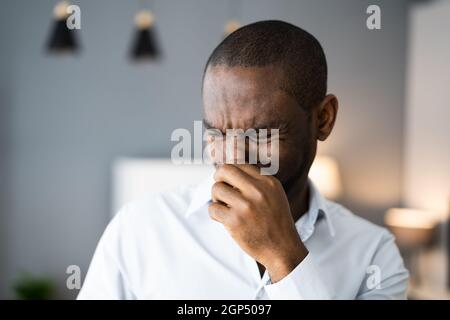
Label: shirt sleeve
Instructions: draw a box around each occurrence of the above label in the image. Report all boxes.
[264,230,409,300]
[264,252,333,300]
[356,230,409,300]
[77,206,135,300]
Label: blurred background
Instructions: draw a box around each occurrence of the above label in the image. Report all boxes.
[0,0,449,299]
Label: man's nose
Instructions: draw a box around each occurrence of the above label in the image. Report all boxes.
[225,136,248,164]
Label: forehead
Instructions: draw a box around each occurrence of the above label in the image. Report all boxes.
[202,65,298,129]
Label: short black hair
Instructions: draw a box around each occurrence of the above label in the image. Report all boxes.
[204,20,327,111]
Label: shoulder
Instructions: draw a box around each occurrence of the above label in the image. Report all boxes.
[324,200,395,251]
[322,200,408,279]
[111,184,197,237]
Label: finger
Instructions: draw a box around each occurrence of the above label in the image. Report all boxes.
[211,181,244,207]
[208,202,230,224]
[235,164,262,179]
[213,164,256,191]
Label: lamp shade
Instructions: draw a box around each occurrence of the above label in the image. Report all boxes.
[385,208,437,229]
[47,1,79,53]
[385,208,438,248]
[308,156,342,200]
[130,10,160,60]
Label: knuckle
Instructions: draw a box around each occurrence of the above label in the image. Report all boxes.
[211,182,226,200]
[228,213,242,228]
[265,175,278,187]
[240,199,252,212]
[208,204,220,220]
[211,182,220,194]
[223,164,235,174]
[252,187,264,201]
[213,167,222,180]
[214,164,231,180]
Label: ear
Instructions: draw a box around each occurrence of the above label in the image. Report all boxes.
[316,94,339,141]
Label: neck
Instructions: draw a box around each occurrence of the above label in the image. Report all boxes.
[285,176,310,223]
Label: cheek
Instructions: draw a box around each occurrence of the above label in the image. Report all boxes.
[276,137,315,180]
[277,143,293,169]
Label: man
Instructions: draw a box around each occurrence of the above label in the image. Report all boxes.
[78,20,409,299]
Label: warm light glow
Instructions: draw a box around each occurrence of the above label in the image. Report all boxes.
[135,10,155,29]
[309,156,342,200]
[53,1,70,20]
[385,208,438,230]
[224,20,241,35]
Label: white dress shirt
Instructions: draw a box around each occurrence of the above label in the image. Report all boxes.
[78,176,409,300]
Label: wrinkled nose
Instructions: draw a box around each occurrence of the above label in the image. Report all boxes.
[207,134,250,165]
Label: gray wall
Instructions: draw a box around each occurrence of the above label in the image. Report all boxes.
[0,0,408,298]
[404,0,450,219]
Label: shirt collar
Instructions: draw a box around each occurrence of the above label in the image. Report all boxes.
[298,180,336,240]
[185,175,335,238]
[185,173,215,217]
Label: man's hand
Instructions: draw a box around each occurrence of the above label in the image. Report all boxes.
[209,164,308,283]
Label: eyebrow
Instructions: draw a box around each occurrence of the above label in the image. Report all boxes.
[202,119,281,131]
[253,124,280,131]
[202,119,214,129]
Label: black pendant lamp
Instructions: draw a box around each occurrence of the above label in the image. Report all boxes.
[46,1,80,54]
[130,9,160,61]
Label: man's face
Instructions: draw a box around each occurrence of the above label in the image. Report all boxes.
[202,65,318,190]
